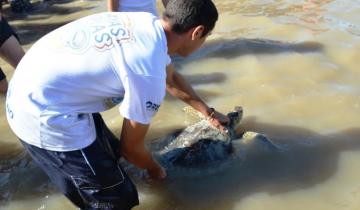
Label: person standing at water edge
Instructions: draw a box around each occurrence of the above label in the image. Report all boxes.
[6,0,226,209]
[0,14,25,94]
[108,0,157,15]
[107,0,169,16]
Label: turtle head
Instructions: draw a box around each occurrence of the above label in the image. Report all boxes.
[227,106,243,129]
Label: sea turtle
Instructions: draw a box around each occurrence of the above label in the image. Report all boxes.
[154,106,243,168]
[120,106,280,180]
[149,106,279,169]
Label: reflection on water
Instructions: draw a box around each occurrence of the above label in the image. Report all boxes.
[1,0,360,209]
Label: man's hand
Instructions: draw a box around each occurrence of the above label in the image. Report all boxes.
[166,65,230,133]
[206,109,229,133]
[120,118,167,181]
[147,165,167,181]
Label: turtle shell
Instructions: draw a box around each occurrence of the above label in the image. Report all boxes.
[156,106,243,167]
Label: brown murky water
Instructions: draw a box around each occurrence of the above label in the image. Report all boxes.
[1,0,360,209]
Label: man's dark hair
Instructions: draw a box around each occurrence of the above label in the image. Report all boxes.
[163,0,218,37]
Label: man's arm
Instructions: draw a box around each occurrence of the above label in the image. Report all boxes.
[107,0,119,12]
[119,118,166,180]
[166,64,229,131]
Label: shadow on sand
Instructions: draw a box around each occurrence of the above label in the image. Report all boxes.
[166,38,323,103]
[172,38,324,69]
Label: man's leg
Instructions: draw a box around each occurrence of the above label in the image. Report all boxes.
[19,114,139,210]
[0,35,24,68]
[20,140,86,209]
[72,137,139,210]
[0,16,25,68]
[0,16,25,94]
[0,67,7,93]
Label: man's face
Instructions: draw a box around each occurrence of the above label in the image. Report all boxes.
[177,29,210,57]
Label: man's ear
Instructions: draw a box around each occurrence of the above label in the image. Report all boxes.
[191,25,205,40]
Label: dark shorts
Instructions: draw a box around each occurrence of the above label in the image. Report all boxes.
[0,67,5,81]
[0,16,19,47]
[1,16,20,81]
[20,113,139,210]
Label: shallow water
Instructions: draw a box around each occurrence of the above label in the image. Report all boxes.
[1,0,360,209]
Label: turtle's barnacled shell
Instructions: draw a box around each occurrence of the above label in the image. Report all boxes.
[155,106,243,167]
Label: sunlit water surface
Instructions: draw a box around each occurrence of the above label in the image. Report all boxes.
[1,0,360,209]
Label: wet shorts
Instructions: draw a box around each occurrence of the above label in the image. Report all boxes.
[0,67,5,81]
[20,113,139,210]
[1,16,20,81]
[0,16,19,47]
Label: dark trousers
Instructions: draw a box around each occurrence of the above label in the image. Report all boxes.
[0,16,20,47]
[20,113,139,210]
[0,16,20,81]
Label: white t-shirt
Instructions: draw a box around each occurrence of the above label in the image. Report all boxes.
[118,0,158,16]
[6,12,170,152]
